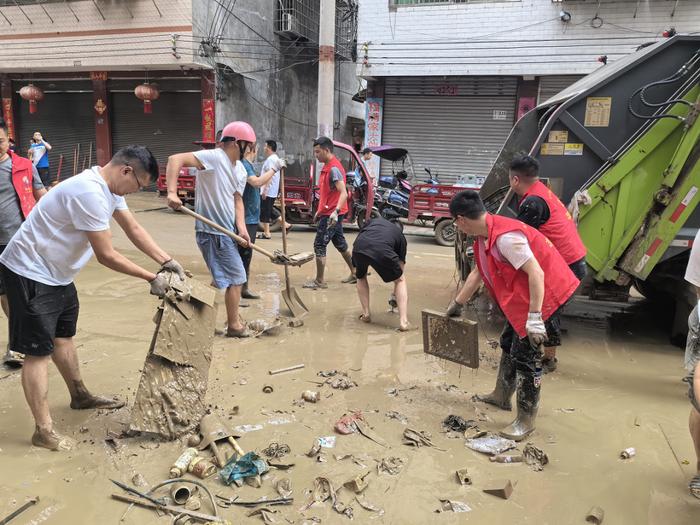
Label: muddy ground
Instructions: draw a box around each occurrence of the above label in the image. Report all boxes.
[0,193,699,524]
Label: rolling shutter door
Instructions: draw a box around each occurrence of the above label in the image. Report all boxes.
[14,87,95,182]
[111,92,201,173]
[381,77,517,184]
[538,75,585,105]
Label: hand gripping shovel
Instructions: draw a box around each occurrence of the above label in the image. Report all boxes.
[178,207,314,267]
[278,169,309,317]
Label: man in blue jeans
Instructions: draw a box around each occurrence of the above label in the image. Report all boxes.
[304,136,355,289]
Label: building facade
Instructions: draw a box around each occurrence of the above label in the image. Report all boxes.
[0,0,363,181]
[358,0,700,183]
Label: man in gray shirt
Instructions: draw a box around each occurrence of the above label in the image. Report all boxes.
[0,121,46,366]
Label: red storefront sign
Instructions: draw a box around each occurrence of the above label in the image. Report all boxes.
[2,98,15,140]
[202,98,215,142]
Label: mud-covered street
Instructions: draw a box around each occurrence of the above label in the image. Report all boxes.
[0,193,698,524]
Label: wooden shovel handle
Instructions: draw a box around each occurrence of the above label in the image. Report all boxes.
[178,206,277,259]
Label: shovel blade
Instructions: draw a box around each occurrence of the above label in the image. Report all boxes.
[282,287,308,317]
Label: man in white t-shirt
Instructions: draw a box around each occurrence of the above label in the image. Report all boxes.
[259,139,290,239]
[683,229,700,499]
[0,145,183,451]
[166,121,255,338]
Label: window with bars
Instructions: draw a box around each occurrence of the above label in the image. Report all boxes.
[391,0,521,5]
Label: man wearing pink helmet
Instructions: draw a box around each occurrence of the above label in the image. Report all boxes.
[166,121,260,337]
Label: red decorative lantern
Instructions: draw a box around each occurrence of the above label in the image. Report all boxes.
[19,84,44,114]
[134,83,160,114]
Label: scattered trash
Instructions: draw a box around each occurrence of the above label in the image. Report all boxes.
[483,480,514,500]
[0,497,39,525]
[301,477,353,519]
[335,454,368,468]
[377,456,405,476]
[355,418,389,448]
[216,495,293,508]
[385,411,408,425]
[523,443,549,471]
[302,390,320,403]
[442,415,476,433]
[234,424,264,434]
[620,447,636,459]
[187,434,202,447]
[329,376,357,390]
[220,452,269,486]
[288,318,304,328]
[268,461,295,470]
[403,428,443,450]
[248,319,282,337]
[262,442,291,459]
[262,385,274,394]
[464,427,485,440]
[170,483,195,505]
[307,437,336,458]
[276,478,293,499]
[586,506,605,524]
[318,370,339,378]
[239,378,248,385]
[269,364,305,375]
[132,473,148,487]
[199,412,245,468]
[436,499,471,513]
[634,416,641,427]
[170,448,199,478]
[267,415,295,426]
[335,411,365,435]
[248,506,279,524]
[344,471,371,493]
[318,436,336,448]
[489,454,523,464]
[189,457,217,479]
[355,494,384,516]
[455,468,472,485]
[556,407,576,413]
[466,433,517,456]
[184,495,202,511]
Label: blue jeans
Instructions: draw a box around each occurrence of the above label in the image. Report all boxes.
[196,232,246,289]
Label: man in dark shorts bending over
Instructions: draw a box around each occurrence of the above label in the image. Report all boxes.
[352,217,410,331]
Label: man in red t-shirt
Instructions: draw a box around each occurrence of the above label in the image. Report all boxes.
[304,137,355,289]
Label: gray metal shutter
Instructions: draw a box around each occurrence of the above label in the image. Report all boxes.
[14,87,95,182]
[538,75,585,105]
[111,92,201,173]
[381,77,517,184]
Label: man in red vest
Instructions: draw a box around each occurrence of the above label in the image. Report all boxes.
[0,120,46,367]
[304,136,355,289]
[507,154,587,373]
[448,190,579,440]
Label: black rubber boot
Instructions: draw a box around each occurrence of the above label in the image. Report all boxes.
[241,283,260,300]
[499,368,541,441]
[473,351,516,411]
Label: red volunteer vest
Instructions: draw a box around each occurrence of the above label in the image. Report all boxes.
[473,214,580,338]
[520,180,586,265]
[7,151,36,219]
[318,155,348,217]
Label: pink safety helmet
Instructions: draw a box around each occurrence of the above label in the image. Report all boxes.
[221,121,256,143]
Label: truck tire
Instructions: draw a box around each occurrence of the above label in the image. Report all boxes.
[434,219,456,247]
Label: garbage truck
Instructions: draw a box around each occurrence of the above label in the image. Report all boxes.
[456,35,700,342]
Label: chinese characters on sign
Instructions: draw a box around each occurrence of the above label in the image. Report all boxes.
[364,97,383,177]
[2,98,15,140]
[202,99,215,143]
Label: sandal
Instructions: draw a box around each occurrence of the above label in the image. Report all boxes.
[257,233,271,240]
[359,313,371,323]
[341,274,358,284]
[226,326,252,338]
[303,279,328,290]
[690,474,700,499]
[396,322,413,332]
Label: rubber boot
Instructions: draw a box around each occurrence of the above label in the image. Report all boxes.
[472,351,516,411]
[499,368,541,441]
[241,283,260,300]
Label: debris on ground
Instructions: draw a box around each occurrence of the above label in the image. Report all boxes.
[262,385,274,394]
[619,447,636,459]
[483,480,514,500]
[489,454,523,464]
[301,477,353,518]
[276,478,293,499]
[307,437,335,459]
[220,452,269,486]
[262,442,291,459]
[318,370,339,378]
[169,447,199,478]
[466,433,517,456]
[328,376,357,390]
[436,499,471,513]
[377,456,405,476]
[586,506,605,524]
[335,454,368,468]
[442,415,477,433]
[403,428,444,450]
[268,364,305,375]
[455,468,472,485]
[385,411,408,425]
[248,319,282,337]
[234,424,264,434]
[301,390,320,403]
[355,494,385,516]
[343,471,371,493]
[334,411,365,434]
[248,506,279,524]
[523,443,549,471]
[355,418,388,447]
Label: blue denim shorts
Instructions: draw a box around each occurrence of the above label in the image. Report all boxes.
[196,232,246,289]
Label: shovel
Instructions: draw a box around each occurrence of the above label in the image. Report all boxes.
[199,412,245,468]
[178,207,314,267]
[278,169,309,317]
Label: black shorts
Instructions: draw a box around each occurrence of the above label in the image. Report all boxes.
[0,245,6,295]
[352,252,403,283]
[37,167,51,187]
[260,196,276,224]
[1,265,79,357]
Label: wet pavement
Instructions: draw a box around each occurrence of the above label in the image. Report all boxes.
[0,193,698,524]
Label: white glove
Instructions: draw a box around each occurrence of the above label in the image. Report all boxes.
[327,209,339,228]
[525,312,547,346]
[274,158,287,171]
[149,274,171,298]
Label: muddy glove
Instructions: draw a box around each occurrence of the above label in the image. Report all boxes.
[160,259,186,280]
[525,312,547,346]
[446,299,463,317]
[274,158,287,172]
[327,209,339,228]
[149,274,171,298]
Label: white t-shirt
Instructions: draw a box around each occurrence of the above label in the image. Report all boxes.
[477,231,534,287]
[193,149,246,235]
[0,167,127,286]
[685,229,700,289]
[262,153,280,198]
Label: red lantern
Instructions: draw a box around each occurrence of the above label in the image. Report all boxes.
[134,83,160,114]
[19,84,44,114]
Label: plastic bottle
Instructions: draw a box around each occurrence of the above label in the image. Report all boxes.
[169,447,198,478]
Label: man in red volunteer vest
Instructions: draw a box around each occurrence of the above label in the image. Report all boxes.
[0,120,46,367]
[507,154,587,373]
[304,136,355,289]
[448,190,579,440]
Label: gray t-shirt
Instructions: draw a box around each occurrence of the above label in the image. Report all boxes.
[0,157,43,245]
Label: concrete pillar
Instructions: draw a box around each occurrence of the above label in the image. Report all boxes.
[317,0,335,139]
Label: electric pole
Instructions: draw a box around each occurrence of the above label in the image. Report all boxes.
[317,0,335,139]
